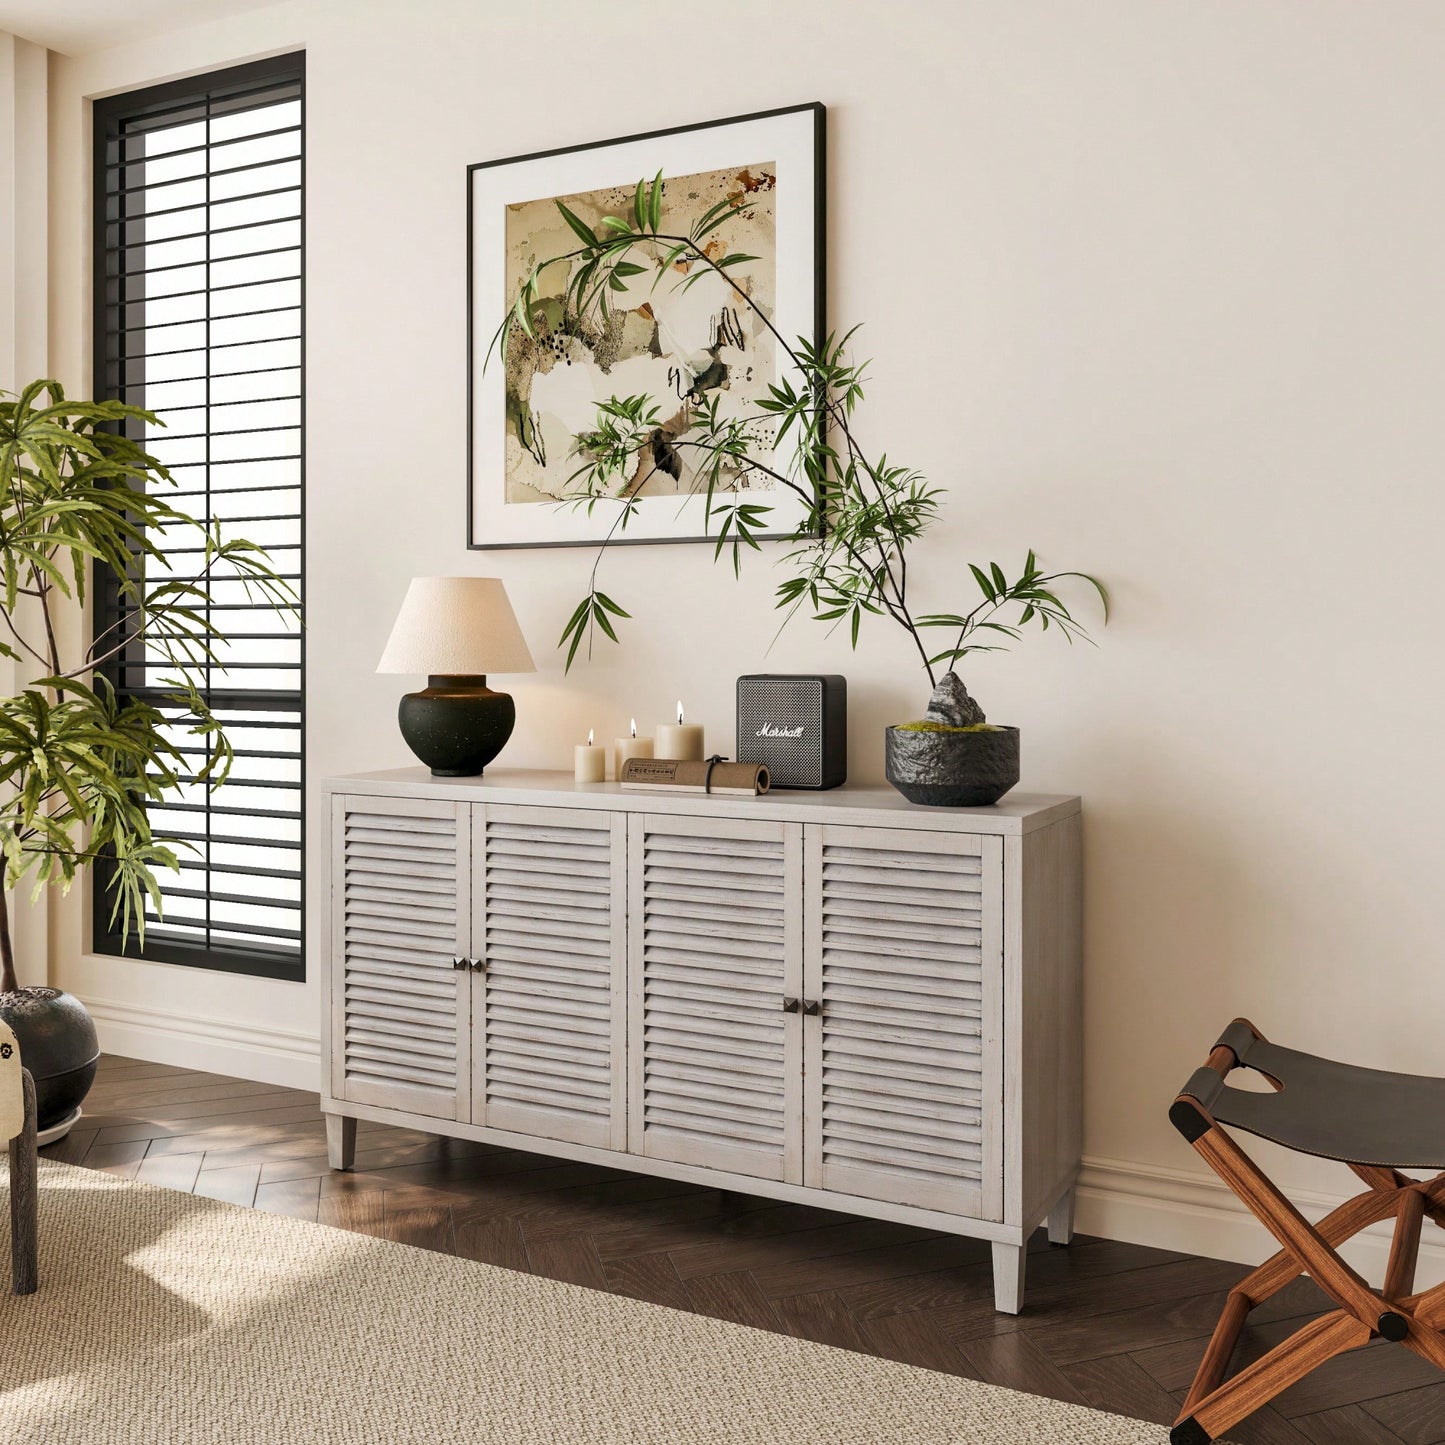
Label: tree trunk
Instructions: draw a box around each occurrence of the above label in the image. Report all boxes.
[0,885,18,995]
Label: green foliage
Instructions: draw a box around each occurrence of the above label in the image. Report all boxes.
[892,721,1003,734]
[0,380,297,983]
[487,178,1107,678]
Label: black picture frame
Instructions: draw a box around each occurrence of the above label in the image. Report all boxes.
[466,102,826,551]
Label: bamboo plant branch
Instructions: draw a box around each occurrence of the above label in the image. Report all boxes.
[491,174,1106,684]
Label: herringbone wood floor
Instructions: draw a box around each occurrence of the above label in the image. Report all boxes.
[49,1055,1445,1444]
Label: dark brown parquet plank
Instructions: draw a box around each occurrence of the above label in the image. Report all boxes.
[1293,1404,1410,1445]
[79,1137,150,1178]
[770,1289,878,1356]
[1061,1352,1180,1426]
[453,1210,530,1272]
[1361,1382,1445,1444]
[40,1127,97,1165]
[585,1194,823,1262]
[316,1189,386,1238]
[953,1330,1089,1405]
[252,1176,321,1221]
[666,1211,921,1281]
[526,1233,608,1290]
[683,1269,781,1330]
[860,1309,978,1377]
[601,1251,693,1310]
[192,1163,262,1208]
[839,1234,1190,1325]
[384,1201,455,1255]
[59,1058,1442,1445]
[134,1150,205,1193]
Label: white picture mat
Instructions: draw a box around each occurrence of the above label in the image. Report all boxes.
[469,109,820,549]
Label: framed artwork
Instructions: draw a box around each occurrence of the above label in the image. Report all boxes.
[467,103,825,549]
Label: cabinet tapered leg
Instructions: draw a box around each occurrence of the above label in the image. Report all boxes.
[325,1113,357,1171]
[1048,1187,1076,1246]
[992,1240,1026,1315]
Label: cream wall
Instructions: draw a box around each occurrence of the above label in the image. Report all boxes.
[2,29,50,986]
[40,0,1445,1269]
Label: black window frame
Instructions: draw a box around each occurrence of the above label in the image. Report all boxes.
[90,52,306,983]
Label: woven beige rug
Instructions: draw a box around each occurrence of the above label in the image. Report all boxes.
[0,1160,1182,1444]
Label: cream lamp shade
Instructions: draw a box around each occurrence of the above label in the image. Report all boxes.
[377,577,535,676]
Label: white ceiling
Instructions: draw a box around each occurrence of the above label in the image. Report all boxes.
[0,0,282,57]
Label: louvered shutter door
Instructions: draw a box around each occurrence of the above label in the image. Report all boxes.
[473,804,626,1150]
[628,815,803,1183]
[330,795,470,1121]
[803,825,1003,1219]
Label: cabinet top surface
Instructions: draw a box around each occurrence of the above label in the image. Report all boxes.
[324,767,1079,835]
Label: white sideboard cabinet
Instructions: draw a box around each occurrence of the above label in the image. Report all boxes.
[320,768,1082,1314]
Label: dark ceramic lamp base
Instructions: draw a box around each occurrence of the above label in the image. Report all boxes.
[398,675,516,777]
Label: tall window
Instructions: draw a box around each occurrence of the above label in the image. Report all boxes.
[92,54,305,980]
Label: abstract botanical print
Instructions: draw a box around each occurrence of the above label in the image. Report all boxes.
[502,164,777,505]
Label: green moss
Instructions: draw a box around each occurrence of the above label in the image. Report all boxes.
[893,720,1003,733]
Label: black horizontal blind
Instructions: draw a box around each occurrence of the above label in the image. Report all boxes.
[92,54,305,980]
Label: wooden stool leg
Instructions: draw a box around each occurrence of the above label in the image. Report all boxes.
[9,1070,37,1296]
[1385,1189,1426,1300]
[1180,1310,1370,1444]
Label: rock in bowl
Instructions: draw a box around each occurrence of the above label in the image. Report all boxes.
[885,721,1020,806]
[884,671,1020,806]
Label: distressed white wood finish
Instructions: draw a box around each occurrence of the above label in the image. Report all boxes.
[472,803,627,1151]
[320,770,1082,1315]
[803,825,1004,1220]
[992,1241,1027,1316]
[329,794,470,1122]
[627,814,804,1183]
[1005,813,1086,1242]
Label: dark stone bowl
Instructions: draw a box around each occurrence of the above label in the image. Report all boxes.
[885,725,1021,807]
[0,988,100,1132]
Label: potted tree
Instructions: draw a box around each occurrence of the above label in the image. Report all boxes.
[492,174,1106,802]
[0,381,296,1139]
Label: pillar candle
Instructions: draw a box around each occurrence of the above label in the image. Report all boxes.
[614,719,654,779]
[655,702,704,761]
[574,729,605,783]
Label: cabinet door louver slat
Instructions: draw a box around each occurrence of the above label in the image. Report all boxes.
[805,826,1003,1220]
[331,796,469,1121]
[629,815,803,1183]
[475,805,625,1150]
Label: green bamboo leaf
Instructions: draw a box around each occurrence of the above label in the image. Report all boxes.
[554,201,599,248]
[648,169,663,232]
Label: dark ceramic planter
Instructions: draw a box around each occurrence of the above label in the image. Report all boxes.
[885,725,1021,807]
[0,987,99,1137]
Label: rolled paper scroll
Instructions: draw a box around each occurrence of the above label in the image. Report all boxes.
[620,756,770,796]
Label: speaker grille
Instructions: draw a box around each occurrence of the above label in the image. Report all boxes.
[737,678,823,787]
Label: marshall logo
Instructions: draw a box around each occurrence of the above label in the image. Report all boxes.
[756,723,805,738]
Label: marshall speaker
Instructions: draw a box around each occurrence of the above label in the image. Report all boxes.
[736,674,847,790]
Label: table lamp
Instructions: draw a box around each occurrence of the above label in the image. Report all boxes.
[376,577,535,776]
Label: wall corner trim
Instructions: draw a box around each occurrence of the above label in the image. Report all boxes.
[1077,1153,1445,1286]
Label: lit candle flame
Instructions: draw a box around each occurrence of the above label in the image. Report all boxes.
[676,701,684,725]
[630,718,636,738]
[587,728,594,746]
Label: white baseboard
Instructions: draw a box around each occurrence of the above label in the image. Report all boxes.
[68,1005,1445,1290]
[1077,1153,1445,1290]
[81,995,321,1092]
